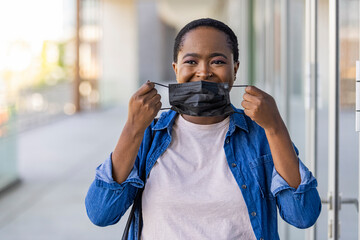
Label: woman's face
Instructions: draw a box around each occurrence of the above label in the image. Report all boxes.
[172,27,239,87]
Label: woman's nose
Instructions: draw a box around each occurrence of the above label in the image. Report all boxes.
[196,64,212,80]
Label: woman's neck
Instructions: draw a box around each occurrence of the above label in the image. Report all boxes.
[180,114,227,125]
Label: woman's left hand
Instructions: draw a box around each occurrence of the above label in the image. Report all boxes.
[241,86,284,134]
[242,86,301,188]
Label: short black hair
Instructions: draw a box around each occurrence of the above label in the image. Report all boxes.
[173,18,239,63]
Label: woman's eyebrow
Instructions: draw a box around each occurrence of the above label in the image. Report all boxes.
[182,53,228,59]
[182,53,200,59]
[209,53,228,59]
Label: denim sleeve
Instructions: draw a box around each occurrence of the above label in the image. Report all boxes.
[270,157,321,229]
[85,154,144,227]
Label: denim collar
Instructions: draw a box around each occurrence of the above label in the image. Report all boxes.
[152,105,249,134]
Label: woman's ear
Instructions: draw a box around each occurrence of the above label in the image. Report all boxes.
[234,61,240,81]
[172,62,178,75]
[234,61,240,75]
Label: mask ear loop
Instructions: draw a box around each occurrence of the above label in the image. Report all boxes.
[153,82,169,88]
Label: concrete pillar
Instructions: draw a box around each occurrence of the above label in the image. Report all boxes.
[137,0,176,85]
[100,0,138,106]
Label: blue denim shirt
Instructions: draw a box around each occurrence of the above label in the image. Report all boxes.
[85,108,321,240]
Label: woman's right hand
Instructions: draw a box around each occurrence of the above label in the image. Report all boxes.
[127,81,162,133]
[112,81,161,184]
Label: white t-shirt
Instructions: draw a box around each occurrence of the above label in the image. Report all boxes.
[141,115,256,240]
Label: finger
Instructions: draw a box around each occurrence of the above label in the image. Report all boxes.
[243,92,259,103]
[243,108,254,119]
[149,100,162,116]
[241,100,255,110]
[142,89,158,102]
[148,93,161,105]
[155,101,162,110]
[245,86,265,96]
[137,81,155,96]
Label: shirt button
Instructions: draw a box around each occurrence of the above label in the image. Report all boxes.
[225,138,230,144]
[251,211,257,217]
[231,163,237,167]
[242,184,247,189]
[260,238,264,240]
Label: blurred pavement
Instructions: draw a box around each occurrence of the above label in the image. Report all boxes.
[0,106,130,240]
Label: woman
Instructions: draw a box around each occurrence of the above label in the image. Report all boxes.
[85,18,321,240]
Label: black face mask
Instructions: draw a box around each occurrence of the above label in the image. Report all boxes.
[154,81,247,117]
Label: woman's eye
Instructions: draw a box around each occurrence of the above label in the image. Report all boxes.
[212,60,226,64]
[184,60,197,65]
